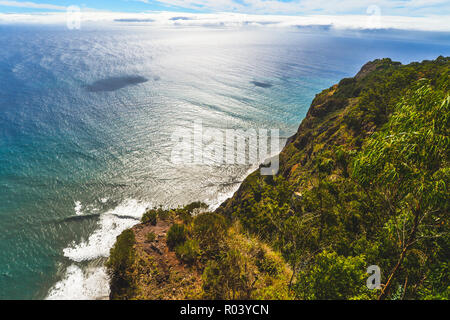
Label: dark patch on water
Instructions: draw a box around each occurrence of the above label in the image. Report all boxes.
[85,76,148,92]
[112,215,141,221]
[61,213,101,223]
[205,180,243,188]
[251,81,273,88]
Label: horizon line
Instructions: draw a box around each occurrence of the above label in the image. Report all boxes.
[1,11,450,32]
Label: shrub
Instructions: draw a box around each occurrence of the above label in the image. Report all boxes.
[255,248,281,277]
[179,210,193,225]
[192,212,228,257]
[174,202,208,224]
[175,239,200,265]
[184,201,208,213]
[146,231,156,243]
[106,229,136,300]
[294,251,373,300]
[167,224,187,250]
[317,157,334,174]
[202,260,224,300]
[142,209,158,226]
[107,229,136,275]
[158,209,172,221]
[202,249,248,300]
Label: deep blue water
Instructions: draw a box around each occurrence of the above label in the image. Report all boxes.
[0,24,449,299]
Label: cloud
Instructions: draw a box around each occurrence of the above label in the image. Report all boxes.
[0,11,449,32]
[0,1,67,11]
[2,0,449,16]
[148,0,450,15]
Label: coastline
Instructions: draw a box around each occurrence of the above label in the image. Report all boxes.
[104,56,450,300]
[45,139,289,300]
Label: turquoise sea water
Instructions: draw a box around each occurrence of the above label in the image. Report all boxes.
[0,24,449,299]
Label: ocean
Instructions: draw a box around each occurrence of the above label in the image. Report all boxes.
[0,24,448,299]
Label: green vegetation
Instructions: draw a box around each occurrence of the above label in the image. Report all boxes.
[198,222,292,300]
[175,239,200,265]
[353,83,449,299]
[142,209,158,225]
[294,251,375,300]
[106,229,136,300]
[167,224,188,250]
[107,202,292,300]
[184,201,209,212]
[192,212,228,258]
[146,231,156,242]
[218,57,449,300]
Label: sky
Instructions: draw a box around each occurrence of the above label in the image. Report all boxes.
[0,0,449,32]
[0,0,449,16]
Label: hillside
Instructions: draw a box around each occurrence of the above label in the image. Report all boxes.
[107,56,449,300]
[107,204,292,300]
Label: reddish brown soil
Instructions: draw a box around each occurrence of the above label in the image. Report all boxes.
[130,220,202,299]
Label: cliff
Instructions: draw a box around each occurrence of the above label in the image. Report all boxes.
[217,57,447,217]
[108,56,449,300]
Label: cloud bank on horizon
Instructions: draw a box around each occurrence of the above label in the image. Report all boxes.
[0,0,449,31]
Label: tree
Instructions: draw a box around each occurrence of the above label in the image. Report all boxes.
[106,229,136,300]
[294,251,374,300]
[353,84,449,299]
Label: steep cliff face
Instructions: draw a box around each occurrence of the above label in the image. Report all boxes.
[108,57,449,300]
[216,57,448,217]
[215,56,449,300]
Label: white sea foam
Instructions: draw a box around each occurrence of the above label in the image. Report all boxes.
[63,199,149,262]
[74,201,83,216]
[46,265,110,300]
[47,199,149,300]
[208,167,256,211]
[208,137,287,211]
